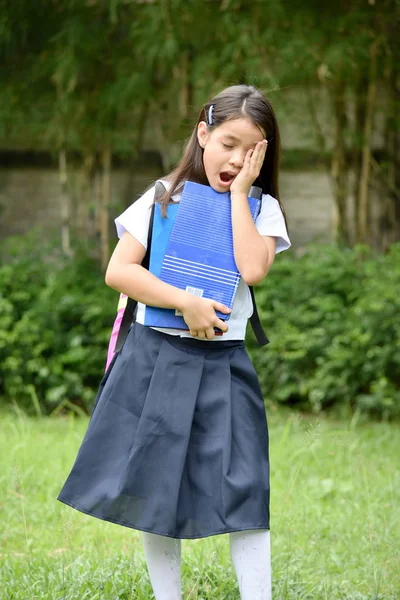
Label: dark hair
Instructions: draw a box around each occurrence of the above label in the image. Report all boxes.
[158,84,286,222]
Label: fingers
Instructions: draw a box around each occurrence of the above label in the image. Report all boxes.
[186,299,230,339]
[245,140,267,169]
[210,301,230,332]
[214,319,229,333]
[190,329,213,340]
[245,147,254,163]
[212,301,231,314]
[252,140,267,165]
[236,142,267,191]
[231,140,268,196]
[189,328,209,339]
[189,325,226,339]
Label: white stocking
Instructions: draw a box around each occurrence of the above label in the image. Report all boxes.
[229,529,272,600]
[142,532,181,600]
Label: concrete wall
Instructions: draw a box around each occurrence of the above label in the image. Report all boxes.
[0,166,333,250]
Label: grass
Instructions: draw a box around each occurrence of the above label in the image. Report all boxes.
[0,408,399,599]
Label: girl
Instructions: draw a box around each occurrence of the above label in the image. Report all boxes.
[58,84,291,599]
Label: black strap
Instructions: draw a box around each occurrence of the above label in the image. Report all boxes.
[247,188,269,346]
[249,286,269,346]
[114,183,162,353]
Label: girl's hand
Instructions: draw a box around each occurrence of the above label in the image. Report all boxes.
[230,140,268,196]
[180,294,231,340]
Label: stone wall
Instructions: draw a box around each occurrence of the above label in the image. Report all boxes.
[0,166,333,250]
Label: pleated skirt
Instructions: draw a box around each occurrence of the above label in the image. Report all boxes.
[58,323,270,539]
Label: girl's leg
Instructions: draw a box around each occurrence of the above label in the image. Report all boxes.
[142,532,182,600]
[229,529,272,600]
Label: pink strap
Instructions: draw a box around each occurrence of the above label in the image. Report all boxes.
[105,294,128,371]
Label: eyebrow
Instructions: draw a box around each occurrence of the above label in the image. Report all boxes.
[222,134,240,142]
[222,133,264,148]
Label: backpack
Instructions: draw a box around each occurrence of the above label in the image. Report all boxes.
[105,181,268,371]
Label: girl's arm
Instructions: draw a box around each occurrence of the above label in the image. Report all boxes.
[105,231,231,339]
[230,139,277,285]
[230,192,277,285]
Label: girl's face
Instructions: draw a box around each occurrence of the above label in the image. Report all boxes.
[197,117,265,193]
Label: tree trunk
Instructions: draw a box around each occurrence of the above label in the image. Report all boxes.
[352,78,367,244]
[78,152,96,241]
[383,130,398,248]
[305,81,326,157]
[178,48,194,121]
[380,64,400,247]
[186,48,194,116]
[356,40,378,244]
[330,84,350,245]
[100,147,111,270]
[58,148,72,256]
[392,81,400,240]
[125,101,150,207]
[177,50,189,119]
[155,113,175,173]
[93,166,102,259]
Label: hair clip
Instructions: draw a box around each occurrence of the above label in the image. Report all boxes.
[207,104,214,126]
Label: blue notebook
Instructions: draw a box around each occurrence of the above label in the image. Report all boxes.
[144,181,261,330]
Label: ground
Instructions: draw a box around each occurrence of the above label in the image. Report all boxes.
[1,408,399,599]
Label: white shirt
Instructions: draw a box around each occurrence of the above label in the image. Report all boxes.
[115,180,291,340]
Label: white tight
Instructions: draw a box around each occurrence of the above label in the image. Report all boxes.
[229,530,272,599]
[142,532,181,600]
[142,529,271,600]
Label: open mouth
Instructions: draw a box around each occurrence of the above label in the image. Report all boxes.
[218,172,237,186]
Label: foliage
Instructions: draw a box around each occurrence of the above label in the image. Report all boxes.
[248,243,400,419]
[1,236,399,418]
[1,0,399,148]
[1,0,399,250]
[0,232,115,414]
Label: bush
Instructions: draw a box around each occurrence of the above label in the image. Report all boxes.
[247,243,400,419]
[0,232,115,414]
[1,233,399,418]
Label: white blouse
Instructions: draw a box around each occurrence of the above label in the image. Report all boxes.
[115,180,291,341]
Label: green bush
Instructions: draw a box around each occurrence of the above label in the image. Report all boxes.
[1,233,399,418]
[0,232,115,414]
[248,243,400,419]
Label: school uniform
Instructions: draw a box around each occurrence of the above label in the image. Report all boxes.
[58,181,291,539]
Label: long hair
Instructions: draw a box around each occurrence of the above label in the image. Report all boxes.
[158,84,286,221]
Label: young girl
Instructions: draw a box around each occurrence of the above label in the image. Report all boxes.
[58,84,291,599]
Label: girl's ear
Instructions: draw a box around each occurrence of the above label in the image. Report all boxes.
[197,121,209,148]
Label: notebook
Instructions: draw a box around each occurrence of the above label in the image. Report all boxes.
[144,181,261,330]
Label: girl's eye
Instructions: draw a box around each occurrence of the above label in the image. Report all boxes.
[222,143,234,150]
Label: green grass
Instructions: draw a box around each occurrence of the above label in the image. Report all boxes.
[0,408,399,599]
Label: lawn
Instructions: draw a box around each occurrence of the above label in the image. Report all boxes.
[0,408,399,599]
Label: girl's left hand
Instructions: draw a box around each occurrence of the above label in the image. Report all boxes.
[230,140,268,196]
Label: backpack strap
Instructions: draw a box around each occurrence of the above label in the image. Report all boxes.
[249,286,269,346]
[114,181,165,353]
[247,188,269,346]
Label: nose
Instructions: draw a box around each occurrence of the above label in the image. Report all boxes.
[229,149,245,168]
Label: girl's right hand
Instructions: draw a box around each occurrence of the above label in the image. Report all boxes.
[180,294,231,340]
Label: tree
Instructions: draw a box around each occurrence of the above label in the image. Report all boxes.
[1,0,399,254]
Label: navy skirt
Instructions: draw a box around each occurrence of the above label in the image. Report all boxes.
[58,323,270,539]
